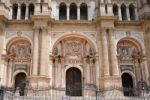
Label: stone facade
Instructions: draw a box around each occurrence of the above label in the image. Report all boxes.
[0,0,149,97]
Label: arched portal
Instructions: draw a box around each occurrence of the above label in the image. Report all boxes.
[122,73,134,96]
[66,67,82,96]
[15,72,27,96]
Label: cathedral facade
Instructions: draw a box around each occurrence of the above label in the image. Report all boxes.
[0,0,150,97]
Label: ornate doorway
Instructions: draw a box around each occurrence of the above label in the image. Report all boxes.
[66,67,82,96]
[122,73,134,96]
[15,72,27,96]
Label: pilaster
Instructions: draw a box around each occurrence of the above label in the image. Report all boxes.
[108,28,119,76]
[126,7,130,21]
[67,5,70,20]
[25,4,29,20]
[32,28,39,76]
[77,5,80,20]
[118,6,122,21]
[17,4,21,20]
[40,27,49,76]
[101,29,110,76]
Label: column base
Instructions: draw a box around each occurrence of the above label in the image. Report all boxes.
[28,75,50,89]
[99,76,123,96]
[83,83,96,96]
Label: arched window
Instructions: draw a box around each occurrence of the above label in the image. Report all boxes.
[70,3,77,20]
[12,4,18,19]
[59,3,67,20]
[28,3,34,18]
[21,4,26,19]
[121,4,127,20]
[129,4,136,20]
[80,3,88,20]
[113,4,118,18]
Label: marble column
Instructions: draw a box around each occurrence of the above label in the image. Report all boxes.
[32,28,39,75]
[77,5,80,20]
[67,5,70,20]
[90,58,93,83]
[118,7,122,21]
[8,60,13,87]
[40,28,48,76]
[9,6,12,20]
[108,29,119,76]
[135,7,139,20]
[57,6,59,20]
[57,58,62,87]
[17,4,21,20]
[49,56,53,86]
[86,59,90,83]
[25,4,29,20]
[95,57,99,86]
[83,58,87,83]
[55,58,58,87]
[61,58,65,87]
[101,29,110,76]
[126,7,130,21]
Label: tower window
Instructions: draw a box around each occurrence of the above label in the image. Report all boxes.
[29,3,34,18]
[70,3,77,20]
[129,4,136,20]
[21,4,26,19]
[59,3,67,20]
[80,3,88,20]
[113,4,118,18]
[12,4,18,19]
[121,4,127,20]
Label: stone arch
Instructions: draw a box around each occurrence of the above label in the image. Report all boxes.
[65,65,83,75]
[52,32,97,54]
[117,37,143,52]
[121,71,136,86]
[6,37,31,52]
[13,70,28,81]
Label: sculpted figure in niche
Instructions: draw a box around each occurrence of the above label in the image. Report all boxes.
[57,42,62,55]
[122,47,129,56]
[85,43,90,56]
[18,45,26,57]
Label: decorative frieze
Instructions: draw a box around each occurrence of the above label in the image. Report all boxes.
[52,31,97,42]
[5,31,33,41]
[115,31,144,43]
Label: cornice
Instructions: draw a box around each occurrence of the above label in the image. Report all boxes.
[94,16,117,24]
[115,20,142,26]
[53,20,94,25]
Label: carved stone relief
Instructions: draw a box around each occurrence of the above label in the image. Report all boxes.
[117,40,139,63]
[65,41,82,58]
